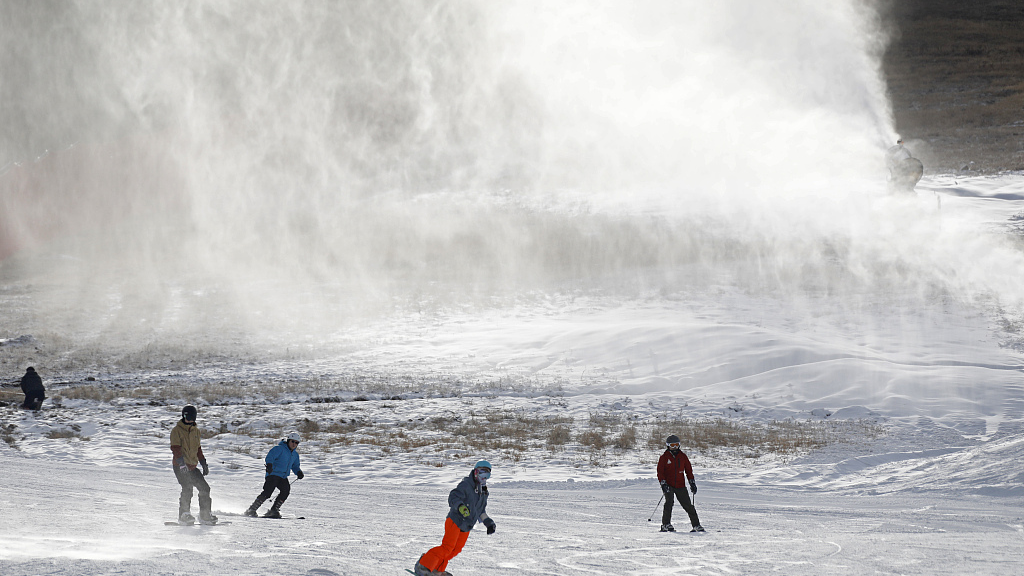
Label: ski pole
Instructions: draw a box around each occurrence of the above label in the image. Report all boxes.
[647,494,664,522]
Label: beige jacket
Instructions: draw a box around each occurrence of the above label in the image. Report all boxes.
[170,420,205,469]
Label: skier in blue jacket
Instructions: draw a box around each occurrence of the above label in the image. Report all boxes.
[414,461,497,576]
[244,432,304,518]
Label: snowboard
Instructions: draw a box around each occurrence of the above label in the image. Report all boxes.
[165,520,231,526]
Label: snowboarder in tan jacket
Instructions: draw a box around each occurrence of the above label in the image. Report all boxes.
[170,405,216,525]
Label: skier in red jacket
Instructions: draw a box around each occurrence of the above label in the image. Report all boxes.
[656,434,703,532]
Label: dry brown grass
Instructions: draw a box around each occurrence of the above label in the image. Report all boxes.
[200,405,873,463]
[20,374,880,463]
[1,422,18,449]
[647,417,878,457]
[46,427,89,441]
[613,424,638,449]
[0,388,23,405]
[546,424,571,448]
[577,430,606,449]
[200,422,230,439]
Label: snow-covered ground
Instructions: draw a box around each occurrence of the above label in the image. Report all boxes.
[2,448,1023,575]
[2,175,1024,575]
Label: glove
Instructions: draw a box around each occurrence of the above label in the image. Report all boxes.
[296,470,304,480]
[458,504,471,518]
[265,463,273,474]
[175,457,188,474]
[483,517,496,535]
[200,459,209,476]
[689,479,697,494]
[660,481,671,495]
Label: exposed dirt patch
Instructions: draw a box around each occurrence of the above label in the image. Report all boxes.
[881,0,1024,173]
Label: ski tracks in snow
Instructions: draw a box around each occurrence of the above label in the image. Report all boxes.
[2,452,1024,575]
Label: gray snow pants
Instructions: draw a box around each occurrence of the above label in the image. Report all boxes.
[174,467,212,518]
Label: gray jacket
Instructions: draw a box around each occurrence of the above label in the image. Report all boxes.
[446,474,488,532]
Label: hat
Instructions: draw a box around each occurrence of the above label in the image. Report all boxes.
[474,460,492,470]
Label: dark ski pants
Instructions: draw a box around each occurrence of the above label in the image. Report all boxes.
[662,485,700,528]
[21,393,44,410]
[254,475,291,508]
[174,467,212,518]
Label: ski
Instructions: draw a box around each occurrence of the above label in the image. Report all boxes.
[405,570,416,575]
[251,515,306,519]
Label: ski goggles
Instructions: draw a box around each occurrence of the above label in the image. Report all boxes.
[475,468,491,480]
[667,442,681,450]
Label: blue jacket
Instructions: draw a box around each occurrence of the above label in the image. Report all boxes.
[265,440,302,479]
[446,474,488,532]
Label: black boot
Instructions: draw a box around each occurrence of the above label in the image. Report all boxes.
[244,497,266,517]
[263,502,282,518]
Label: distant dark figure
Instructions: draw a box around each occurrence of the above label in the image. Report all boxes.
[885,138,923,193]
[19,367,45,410]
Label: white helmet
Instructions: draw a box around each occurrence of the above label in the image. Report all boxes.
[286,432,301,443]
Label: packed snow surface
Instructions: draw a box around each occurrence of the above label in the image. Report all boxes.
[2,176,1024,575]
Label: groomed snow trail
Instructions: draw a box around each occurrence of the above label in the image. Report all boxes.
[2,451,1021,575]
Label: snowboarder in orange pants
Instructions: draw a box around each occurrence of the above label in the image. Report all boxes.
[414,461,496,576]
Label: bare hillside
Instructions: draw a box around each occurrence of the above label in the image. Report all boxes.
[882,0,1024,173]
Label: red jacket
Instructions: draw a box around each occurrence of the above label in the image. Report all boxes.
[657,449,694,488]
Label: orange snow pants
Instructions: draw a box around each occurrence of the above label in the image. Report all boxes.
[419,517,470,572]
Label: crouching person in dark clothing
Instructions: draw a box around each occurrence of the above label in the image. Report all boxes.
[170,405,217,525]
[657,434,704,533]
[20,367,45,410]
[245,432,304,518]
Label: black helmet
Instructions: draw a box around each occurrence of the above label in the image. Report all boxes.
[182,405,198,422]
[666,434,680,448]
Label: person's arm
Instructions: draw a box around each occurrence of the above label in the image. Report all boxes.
[265,446,277,474]
[170,428,187,471]
[657,453,671,493]
[448,479,472,518]
[448,483,464,508]
[480,511,496,534]
[683,453,697,493]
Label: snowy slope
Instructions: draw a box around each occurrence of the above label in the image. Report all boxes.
[1,450,1022,576]
[2,176,1023,575]
[3,1,1024,572]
